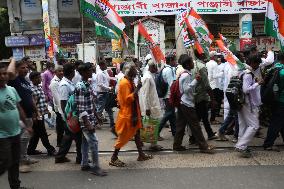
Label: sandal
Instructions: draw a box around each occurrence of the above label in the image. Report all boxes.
[109,158,126,167]
[137,154,153,161]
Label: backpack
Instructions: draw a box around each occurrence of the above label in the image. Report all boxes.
[65,93,81,133]
[225,72,253,111]
[64,82,87,134]
[155,67,169,98]
[261,67,282,105]
[169,71,187,107]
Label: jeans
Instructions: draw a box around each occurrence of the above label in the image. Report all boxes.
[27,119,55,154]
[55,127,82,162]
[174,104,208,150]
[0,135,21,189]
[219,108,239,138]
[81,129,99,168]
[96,92,114,128]
[55,112,65,146]
[263,103,284,148]
[159,99,176,136]
[195,101,215,138]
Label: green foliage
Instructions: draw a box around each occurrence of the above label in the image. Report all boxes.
[0,8,12,59]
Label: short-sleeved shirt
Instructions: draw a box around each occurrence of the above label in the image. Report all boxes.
[8,76,34,118]
[0,86,21,138]
[59,77,75,101]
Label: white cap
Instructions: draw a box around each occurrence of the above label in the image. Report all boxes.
[145,54,152,61]
[209,51,218,57]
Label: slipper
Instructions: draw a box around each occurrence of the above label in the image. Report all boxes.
[109,158,126,167]
[149,145,163,151]
[137,154,153,161]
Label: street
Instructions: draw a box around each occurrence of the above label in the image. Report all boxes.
[1,115,284,189]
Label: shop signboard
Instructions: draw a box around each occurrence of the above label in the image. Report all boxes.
[12,47,24,61]
[29,34,45,46]
[220,26,239,37]
[25,46,46,60]
[110,0,267,17]
[60,32,81,44]
[5,36,29,47]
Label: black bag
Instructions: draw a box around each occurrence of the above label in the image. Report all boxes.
[261,68,281,105]
[226,76,245,111]
[226,73,253,111]
[155,67,169,98]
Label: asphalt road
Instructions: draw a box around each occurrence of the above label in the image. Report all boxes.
[1,165,283,189]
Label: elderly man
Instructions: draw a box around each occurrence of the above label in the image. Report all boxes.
[109,62,153,167]
[139,60,163,151]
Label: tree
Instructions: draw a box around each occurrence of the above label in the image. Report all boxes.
[0,8,12,59]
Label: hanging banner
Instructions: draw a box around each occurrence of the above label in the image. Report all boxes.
[112,38,123,65]
[109,0,267,17]
[42,0,53,59]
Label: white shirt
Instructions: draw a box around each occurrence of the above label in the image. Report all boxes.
[96,70,110,92]
[139,71,162,119]
[72,70,82,85]
[59,77,75,101]
[213,63,225,91]
[91,73,97,95]
[206,60,218,89]
[179,71,198,108]
[162,64,176,99]
[49,75,62,114]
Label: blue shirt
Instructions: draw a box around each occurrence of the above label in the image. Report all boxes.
[162,65,176,99]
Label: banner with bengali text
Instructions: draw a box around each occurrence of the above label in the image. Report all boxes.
[109,0,267,17]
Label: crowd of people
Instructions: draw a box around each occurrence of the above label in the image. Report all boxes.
[1,45,284,188]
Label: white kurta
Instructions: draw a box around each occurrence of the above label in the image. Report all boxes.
[139,71,162,119]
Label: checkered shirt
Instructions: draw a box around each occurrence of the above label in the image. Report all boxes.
[31,85,49,118]
[74,81,96,128]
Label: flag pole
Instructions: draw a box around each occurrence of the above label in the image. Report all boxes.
[78,0,85,62]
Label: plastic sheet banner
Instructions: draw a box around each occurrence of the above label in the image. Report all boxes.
[110,0,267,16]
[112,38,123,65]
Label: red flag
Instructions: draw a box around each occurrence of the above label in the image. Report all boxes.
[138,21,165,63]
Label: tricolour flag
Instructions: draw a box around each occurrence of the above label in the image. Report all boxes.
[138,21,165,64]
[122,32,135,50]
[80,0,125,35]
[219,33,237,53]
[265,0,284,50]
[184,8,214,56]
[216,40,245,70]
[95,22,119,40]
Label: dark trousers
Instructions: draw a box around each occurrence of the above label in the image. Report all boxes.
[159,99,176,136]
[219,108,239,138]
[195,101,215,138]
[27,119,55,154]
[0,135,21,189]
[264,103,284,147]
[55,112,65,146]
[174,104,208,150]
[211,88,223,121]
[55,127,82,162]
